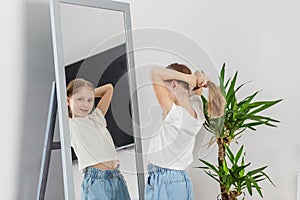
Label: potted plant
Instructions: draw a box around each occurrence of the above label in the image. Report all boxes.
[199,145,275,200]
[198,64,282,200]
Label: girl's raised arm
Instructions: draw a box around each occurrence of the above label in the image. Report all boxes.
[190,70,210,96]
[150,67,197,116]
[95,84,113,115]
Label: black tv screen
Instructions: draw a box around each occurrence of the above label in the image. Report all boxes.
[65,43,134,160]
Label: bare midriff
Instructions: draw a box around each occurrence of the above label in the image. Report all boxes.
[91,160,119,170]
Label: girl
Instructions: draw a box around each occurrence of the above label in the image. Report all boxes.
[67,78,131,200]
[145,63,225,200]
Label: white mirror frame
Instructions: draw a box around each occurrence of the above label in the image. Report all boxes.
[49,0,144,199]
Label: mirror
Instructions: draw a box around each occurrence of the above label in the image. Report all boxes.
[49,0,144,199]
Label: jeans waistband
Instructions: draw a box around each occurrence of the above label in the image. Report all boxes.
[147,163,183,174]
[84,166,120,179]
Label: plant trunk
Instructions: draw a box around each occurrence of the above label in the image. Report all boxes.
[217,138,231,200]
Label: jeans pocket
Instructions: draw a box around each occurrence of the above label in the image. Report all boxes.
[117,175,131,200]
[144,175,155,200]
[82,177,92,195]
[147,176,152,187]
[164,178,188,200]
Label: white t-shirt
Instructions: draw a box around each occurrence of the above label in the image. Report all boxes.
[69,108,118,171]
[147,95,205,170]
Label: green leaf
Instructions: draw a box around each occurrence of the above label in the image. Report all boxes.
[235,145,244,164]
[204,170,220,183]
[234,81,251,97]
[220,63,225,81]
[238,91,259,112]
[222,159,229,174]
[246,178,253,195]
[240,156,245,177]
[233,128,247,138]
[247,166,268,176]
[228,168,237,179]
[226,71,238,104]
[261,171,276,187]
[199,159,218,173]
[248,99,283,115]
[250,177,263,197]
[225,145,234,163]
[219,63,226,95]
[225,78,231,89]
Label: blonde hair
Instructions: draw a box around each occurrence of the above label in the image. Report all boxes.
[206,81,226,119]
[66,78,95,117]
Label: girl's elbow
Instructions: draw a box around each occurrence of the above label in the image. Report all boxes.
[107,84,114,93]
[150,67,160,75]
[107,83,113,89]
[149,68,154,76]
[149,67,161,81]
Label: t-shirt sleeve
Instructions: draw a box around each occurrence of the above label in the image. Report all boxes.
[89,108,107,127]
[68,119,76,148]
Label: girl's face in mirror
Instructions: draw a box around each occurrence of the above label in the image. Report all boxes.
[68,86,95,118]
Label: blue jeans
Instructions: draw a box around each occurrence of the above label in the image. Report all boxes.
[145,164,194,200]
[81,166,131,200]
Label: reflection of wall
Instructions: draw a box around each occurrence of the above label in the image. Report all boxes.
[60,3,126,65]
[65,43,134,160]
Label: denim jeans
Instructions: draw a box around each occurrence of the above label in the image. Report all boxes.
[145,163,194,200]
[81,166,131,200]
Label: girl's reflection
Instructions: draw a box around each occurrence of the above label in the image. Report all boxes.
[67,78,131,200]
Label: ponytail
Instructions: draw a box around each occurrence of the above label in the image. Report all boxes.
[165,63,226,118]
[206,81,226,119]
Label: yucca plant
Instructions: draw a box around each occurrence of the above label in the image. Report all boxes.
[198,145,275,200]
[199,63,282,200]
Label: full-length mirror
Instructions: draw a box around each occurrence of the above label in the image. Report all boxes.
[50,0,144,199]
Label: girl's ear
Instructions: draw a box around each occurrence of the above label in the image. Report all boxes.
[171,80,178,90]
[67,97,71,106]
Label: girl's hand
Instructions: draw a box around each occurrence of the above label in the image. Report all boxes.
[194,70,210,88]
[189,73,198,89]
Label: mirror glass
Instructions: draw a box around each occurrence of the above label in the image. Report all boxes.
[59,2,139,199]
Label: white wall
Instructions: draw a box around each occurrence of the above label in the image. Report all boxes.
[0,1,23,199]
[1,0,300,200]
[0,0,65,199]
[124,0,300,199]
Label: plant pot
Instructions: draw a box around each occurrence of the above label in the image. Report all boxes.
[216,192,245,200]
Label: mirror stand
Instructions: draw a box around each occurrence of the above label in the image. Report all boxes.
[36,81,71,200]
